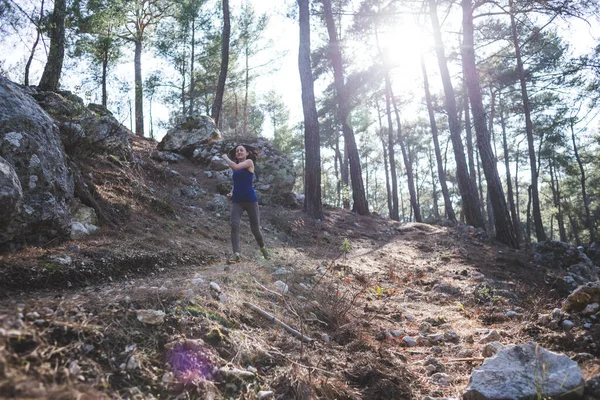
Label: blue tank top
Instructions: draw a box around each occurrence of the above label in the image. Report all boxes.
[232,168,257,203]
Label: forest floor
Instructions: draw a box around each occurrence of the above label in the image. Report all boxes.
[0,136,599,399]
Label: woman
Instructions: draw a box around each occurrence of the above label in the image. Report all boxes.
[222,144,269,262]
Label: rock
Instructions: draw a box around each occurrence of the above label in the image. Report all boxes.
[273,280,289,294]
[0,77,74,249]
[209,282,221,293]
[206,194,228,213]
[136,310,165,325]
[258,391,274,400]
[126,355,141,370]
[444,331,460,344]
[75,114,132,160]
[479,330,501,344]
[463,342,584,400]
[583,303,599,315]
[538,313,552,325]
[209,156,229,171]
[429,373,452,387]
[321,334,330,343]
[150,151,185,163]
[70,221,90,239]
[218,366,255,380]
[402,336,418,347]
[533,240,595,269]
[505,310,519,318]
[481,342,504,358]
[0,156,23,227]
[563,282,600,312]
[158,115,221,157]
[562,320,575,332]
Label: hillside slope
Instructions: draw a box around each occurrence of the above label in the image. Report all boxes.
[1,137,598,399]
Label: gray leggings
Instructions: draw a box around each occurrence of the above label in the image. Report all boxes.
[230,202,264,253]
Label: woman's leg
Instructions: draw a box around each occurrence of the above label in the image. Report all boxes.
[246,202,265,248]
[230,203,243,253]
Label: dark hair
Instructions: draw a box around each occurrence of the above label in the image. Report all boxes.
[228,144,259,162]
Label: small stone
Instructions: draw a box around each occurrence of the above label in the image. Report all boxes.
[402,336,418,347]
[583,303,599,315]
[136,310,166,325]
[391,330,404,337]
[272,268,290,276]
[429,372,452,387]
[258,391,274,400]
[273,281,289,294]
[482,341,504,358]
[444,331,460,343]
[506,310,519,318]
[562,320,574,332]
[247,366,258,373]
[321,334,330,343]
[126,355,141,370]
[191,278,205,285]
[427,333,444,343]
[479,329,501,344]
[209,282,221,293]
[538,314,552,325]
[68,360,81,375]
[25,312,40,320]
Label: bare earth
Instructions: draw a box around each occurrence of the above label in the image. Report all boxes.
[1,136,598,399]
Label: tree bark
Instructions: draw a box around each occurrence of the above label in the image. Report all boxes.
[38,0,66,91]
[189,19,196,117]
[298,0,322,219]
[500,101,522,244]
[391,92,421,222]
[462,0,517,248]
[422,58,456,222]
[322,0,368,215]
[429,148,440,219]
[211,0,230,126]
[134,39,144,136]
[549,160,567,242]
[384,75,399,220]
[570,120,595,243]
[429,0,483,228]
[509,0,546,241]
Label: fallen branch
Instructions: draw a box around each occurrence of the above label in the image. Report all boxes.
[243,302,313,343]
[445,357,485,363]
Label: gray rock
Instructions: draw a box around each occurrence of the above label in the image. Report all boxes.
[481,342,504,358]
[258,391,274,400]
[158,116,221,157]
[564,282,600,312]
[209,156,229,171]
[562,320,575,332]
[206,195,228,213]
[463,342,585,400]
[0,77,74,248]
[479,329,501,344]
[0,156,23,227]
[150,151,185,163]
[209,282,221,293]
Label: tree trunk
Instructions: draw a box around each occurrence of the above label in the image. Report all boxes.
[384,76,399,220]
[568,214,582,247]
[102,52,108,107]
[38,0,66,91]
[429,148,440,219]
[570,120,595,242]
[322,0,368,214]
[422,58,456,222]
[509,0,546,241]
[134,39,144,136]
[549,160,567,242]
[462,0,517,248]
[500,102,522,244]
[243,44,249,136]
[382,137,392,218]
[429,0,483,228]
[211,0,230,126]
[391,93,421,222]
[526,185,532,247]
[297,0,322,219]
[462,69,477,186]
[25,1,44,87]
[189,19,196,117]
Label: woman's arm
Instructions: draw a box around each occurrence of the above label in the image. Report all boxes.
[222,154,254,171]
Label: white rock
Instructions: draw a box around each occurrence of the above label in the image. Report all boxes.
[136,310,165,325]
[273,280,289,294]
[209,282,221,293]
[258,391,274,399]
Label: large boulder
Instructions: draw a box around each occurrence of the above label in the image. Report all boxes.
[463,342,584,400]
[32,91,132,160]
[158,116,221,157]
[193,137,296,205]
[0,77,74,248]
[0,156,23,227]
